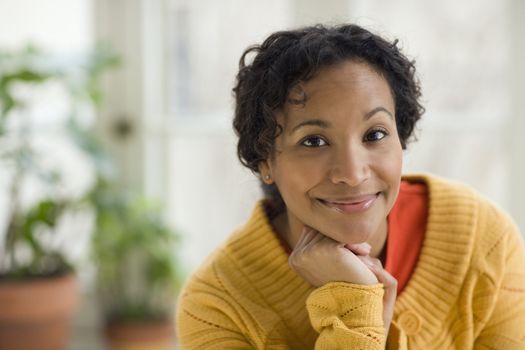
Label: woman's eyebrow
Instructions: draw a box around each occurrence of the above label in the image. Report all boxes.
[365,106,394,120]
[289,107,392,135]
[289,119,330,134]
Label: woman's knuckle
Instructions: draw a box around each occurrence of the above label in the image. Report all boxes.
[291,252,309,266]
[369,258,382,269]
[386,276,398,288]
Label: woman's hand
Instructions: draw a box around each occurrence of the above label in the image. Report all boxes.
[288,227,378,287]
[289,227,397,336]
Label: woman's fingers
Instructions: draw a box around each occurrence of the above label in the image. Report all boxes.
[295,227,316,248]
[345,242,372,256]
[304,232,326,249]
[296,227,329,251]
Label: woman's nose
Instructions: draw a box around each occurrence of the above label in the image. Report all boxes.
[328,145,371,187]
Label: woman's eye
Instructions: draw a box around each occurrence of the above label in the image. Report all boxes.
[365,129,388,142]
[301,136,327,148]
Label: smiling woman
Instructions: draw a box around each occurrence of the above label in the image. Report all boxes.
[175,24,525,349]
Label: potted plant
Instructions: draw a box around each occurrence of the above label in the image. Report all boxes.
[0,46,117,350]
[88,177,183,350]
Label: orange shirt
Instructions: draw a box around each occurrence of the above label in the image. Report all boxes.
[385,180,428,294]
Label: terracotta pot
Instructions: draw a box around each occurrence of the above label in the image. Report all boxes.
[0,274,78,350]
[105,320,174,350]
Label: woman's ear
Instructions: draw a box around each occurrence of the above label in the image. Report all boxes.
[258,161,274,184]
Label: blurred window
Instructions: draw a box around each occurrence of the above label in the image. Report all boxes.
[165,0,292,124]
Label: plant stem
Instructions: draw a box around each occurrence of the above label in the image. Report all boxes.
[3,104,30,273]
[4,159,23,271]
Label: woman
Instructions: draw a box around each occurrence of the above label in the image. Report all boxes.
[176,24,525,349]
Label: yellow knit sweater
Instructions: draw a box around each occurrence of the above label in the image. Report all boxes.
[176,174,525,349]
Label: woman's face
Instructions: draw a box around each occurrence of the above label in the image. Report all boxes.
[260,60,403,245]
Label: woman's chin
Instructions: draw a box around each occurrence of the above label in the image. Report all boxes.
[321,223,378,245]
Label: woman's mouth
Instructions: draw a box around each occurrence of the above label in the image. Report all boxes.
[317,193,380,213]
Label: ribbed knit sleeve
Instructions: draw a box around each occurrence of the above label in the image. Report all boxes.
[176,292,253,349]
[306,282,385,349]
[472,214,525,348]
[176,202,319,349]
[176,258,257,349]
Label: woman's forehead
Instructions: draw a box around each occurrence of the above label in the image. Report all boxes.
[281,62,394,119]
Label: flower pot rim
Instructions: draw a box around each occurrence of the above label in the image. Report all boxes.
[0,271,76,285]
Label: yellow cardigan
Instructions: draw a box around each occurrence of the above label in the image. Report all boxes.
[176,174,525,349]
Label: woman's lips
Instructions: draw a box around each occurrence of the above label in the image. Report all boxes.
[318,193,379,213]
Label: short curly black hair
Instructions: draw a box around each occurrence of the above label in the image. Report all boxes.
[232,24,424,207]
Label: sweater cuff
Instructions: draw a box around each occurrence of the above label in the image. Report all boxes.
[387,320,408,350]
[306,282,385,332]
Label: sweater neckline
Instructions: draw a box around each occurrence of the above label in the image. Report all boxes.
[392,174,477,329]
